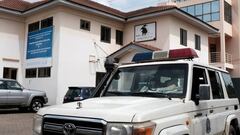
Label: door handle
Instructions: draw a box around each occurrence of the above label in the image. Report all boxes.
[210,110,214,113]
[225,107,229,110]
[194,113,203,118]
[234,105,238,110]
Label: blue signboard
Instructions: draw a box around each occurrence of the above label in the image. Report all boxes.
[27,26,53,59]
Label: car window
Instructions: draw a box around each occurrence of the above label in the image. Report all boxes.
[81,88,92,97]
[105,64,188,99]
[221,72,237,98]
[5,81,22,90]
[191,67,208,100]
[0,81,7,89]
[208,70,224,99]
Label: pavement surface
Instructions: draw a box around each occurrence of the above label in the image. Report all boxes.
[0,109,34,135]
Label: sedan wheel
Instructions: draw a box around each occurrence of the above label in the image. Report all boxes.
[31,99,43,112]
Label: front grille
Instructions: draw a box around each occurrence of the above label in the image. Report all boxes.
[42,115,106,135]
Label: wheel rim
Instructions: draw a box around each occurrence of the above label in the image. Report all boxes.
[32,101,42,111]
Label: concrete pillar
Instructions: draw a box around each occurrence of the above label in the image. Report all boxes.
[220,0,226,69]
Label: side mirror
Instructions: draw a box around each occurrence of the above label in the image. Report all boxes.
[195,84,210,105]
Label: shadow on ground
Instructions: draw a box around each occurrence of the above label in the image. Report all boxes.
[0,108,34,114]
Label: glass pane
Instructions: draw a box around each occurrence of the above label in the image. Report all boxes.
[212,12,220,21]
[197,15,203,20]
[105,64,188,99]
[6,81,22,90]
[187,6,195,15]
[203,2,211,14]
[181,7,187,12]
[222,73,237,98]
[195,4,203,15]
[208,71,224,99]
[203,14,211,22]
[0,81,6,89]
[211,0,220,12]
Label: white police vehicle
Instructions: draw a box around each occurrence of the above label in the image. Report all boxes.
[33,48,240,135]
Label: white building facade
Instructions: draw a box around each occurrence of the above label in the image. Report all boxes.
[0,0,218,104]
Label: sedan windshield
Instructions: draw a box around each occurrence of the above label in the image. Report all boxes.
[103,64,188,99]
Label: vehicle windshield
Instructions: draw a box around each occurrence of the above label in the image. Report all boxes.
[102,64,188,99]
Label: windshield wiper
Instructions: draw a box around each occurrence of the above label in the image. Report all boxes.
[131,92,172,100]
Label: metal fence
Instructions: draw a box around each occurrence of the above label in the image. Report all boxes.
[210,52,232,64]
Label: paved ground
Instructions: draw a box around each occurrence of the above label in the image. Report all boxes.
[0,109,34,135]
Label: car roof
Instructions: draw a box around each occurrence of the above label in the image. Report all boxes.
[119,60,228,73]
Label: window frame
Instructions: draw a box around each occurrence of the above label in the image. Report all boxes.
[180,0,220,22]
[221,72,237,98]
[80,19,91,31]
[207,69,225,99]
[191,66,209,101]
[25,68,37,78]
[41,17,53,29]
[195,34,201,50]
[38,67,51,78]
[224,1,232,24]
[180,28,187,46]
[116,30,123,45]
[101,26,111,43]
[0,80,7,90]
[28,21,40,32]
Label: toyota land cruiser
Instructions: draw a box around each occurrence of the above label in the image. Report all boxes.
[33,48,240,135]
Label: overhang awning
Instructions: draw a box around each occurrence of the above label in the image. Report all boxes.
[107,42,160,63]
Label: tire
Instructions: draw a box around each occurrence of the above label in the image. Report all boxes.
[229,125,237,135]
[30,99,43,112]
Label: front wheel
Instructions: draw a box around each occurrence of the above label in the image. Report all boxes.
[30,99,43,112]
[229,125,237,135]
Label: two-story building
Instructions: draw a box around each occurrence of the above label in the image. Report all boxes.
[0,0,218,104]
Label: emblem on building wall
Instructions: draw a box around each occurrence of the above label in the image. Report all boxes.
[135,22,156,42]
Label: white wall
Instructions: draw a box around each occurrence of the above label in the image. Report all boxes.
[0,6,210,105]
[169,16,209,64]
[0,13,25,83]
[24,9,61,105]
[124,15,171,50]
[56,9,123,104]
[124,15,209,64]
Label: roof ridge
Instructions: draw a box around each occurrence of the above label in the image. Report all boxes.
[0,0,176,16]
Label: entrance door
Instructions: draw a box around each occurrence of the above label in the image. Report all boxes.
[3,68,18,80]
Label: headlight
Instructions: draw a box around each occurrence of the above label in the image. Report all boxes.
[106,122,155,135]
[33,114,43,135]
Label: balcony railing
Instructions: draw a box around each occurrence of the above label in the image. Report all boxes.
[210,52,232,64]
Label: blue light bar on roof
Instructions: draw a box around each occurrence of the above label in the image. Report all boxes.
[132,52,153,62]
[132,48,198,62]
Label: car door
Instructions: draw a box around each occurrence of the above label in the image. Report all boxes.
[191,67,212,135]
[206,70,230,134]
[0,80,8,105]
[6,80,25,106]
